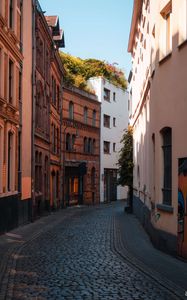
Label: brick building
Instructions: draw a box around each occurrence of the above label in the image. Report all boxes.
[0,0,23,232]
[46,16,65,210]
[62,86,100,206]
[33,3,65,216]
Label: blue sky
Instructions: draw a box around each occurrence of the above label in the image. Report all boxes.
[39,0,133,78]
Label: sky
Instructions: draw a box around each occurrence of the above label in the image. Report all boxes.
[39,0,133,78]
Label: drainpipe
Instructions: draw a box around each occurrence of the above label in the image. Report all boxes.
[31,0,36,221]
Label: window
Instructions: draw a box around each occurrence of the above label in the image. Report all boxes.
[9,59,13,104]
[84,137,88,153]
[92,139,96,154]
[88,138,92,153]
[103,114,110,128]
[9,0,13,29]
[52,124,56,153]
[17,0,22,48]
[69,102,74,119]
[19,71,22,102]
[161,127,172,205]
[113,117,116,127]
[66,133,71,151]
[52,77,56,106]
[72,134,76,151]
[113,143,116,152]
[45,49,50,82]
[57,128,60,154]
[84,107,88,124]
[104,88,110,101]
[160,1,172,58]
[57,86,60,111]
[69,177,79,194]
[104,141,110,154]
[113,92,116,101]
[178,0,187,44]
[7,131,13,191]
[166,13,171,53]
[35,80,44,130]
[92,110,96,126]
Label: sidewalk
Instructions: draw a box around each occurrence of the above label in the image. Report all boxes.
[116,204,187,297]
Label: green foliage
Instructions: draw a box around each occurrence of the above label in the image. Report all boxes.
[60,52,127,92]
[117,126,133,187]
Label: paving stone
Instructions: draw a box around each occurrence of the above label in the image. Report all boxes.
[0,202,184,299]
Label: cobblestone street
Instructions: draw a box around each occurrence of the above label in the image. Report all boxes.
[0,202,186,300]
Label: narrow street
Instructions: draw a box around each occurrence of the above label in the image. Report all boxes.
[0,202,186,300]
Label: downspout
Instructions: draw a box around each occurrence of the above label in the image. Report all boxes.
[31,0,36,221]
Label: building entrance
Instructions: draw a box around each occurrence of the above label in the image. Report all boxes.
[104,169,117,202]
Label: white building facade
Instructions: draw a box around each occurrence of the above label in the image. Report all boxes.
[88,77,128,203]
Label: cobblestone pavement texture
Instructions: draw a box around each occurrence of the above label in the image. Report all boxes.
[0,202,186,300]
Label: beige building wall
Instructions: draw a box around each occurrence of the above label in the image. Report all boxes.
[129,0,187,257]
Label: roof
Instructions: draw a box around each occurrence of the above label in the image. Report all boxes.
[128,0,143,53]
[45,15,58,27]
[45,16,65,48]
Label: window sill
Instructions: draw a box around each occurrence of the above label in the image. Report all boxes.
[178,39,187,50]
[0,191,19,198]
[157,203,174,213]
[159,51,172,65]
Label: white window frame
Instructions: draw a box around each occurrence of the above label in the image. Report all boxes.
[159,1,172,60]
[178,0,187,45]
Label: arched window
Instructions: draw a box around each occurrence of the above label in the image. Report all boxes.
[57,128,60,154]
[69,101,74,119]
[36,89,40,128]
[91,167,96,189]
[66,133,71,151]
[84,137,88,153]
[161,127,172,205]
[92,139,96,154]
[72,134,76,151]
[84,107,88,124]
[88,138,92,153]
[57,86,60,111]
[36,81,44,130]
[92,110,96,126]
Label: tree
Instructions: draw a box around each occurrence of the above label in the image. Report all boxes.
[117,126,133,212]
[60,52,127,92]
